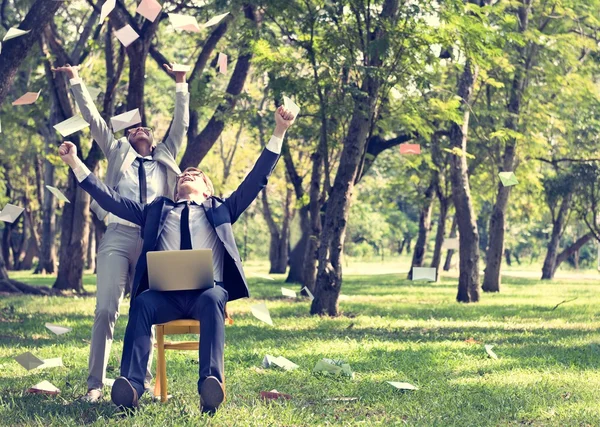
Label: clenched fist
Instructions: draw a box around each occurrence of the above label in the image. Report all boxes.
[59,141,78,167]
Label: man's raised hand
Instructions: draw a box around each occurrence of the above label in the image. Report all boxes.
[274,106,296,137]
[51,64,80,80]
[163,63,187,84]
[59,141,78,167]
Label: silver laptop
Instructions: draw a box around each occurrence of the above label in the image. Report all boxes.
[147,249,214,292]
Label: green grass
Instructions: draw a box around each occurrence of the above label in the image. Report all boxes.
[2,259,600,426]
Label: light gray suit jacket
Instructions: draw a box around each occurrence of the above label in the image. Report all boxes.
[70,81,190,220]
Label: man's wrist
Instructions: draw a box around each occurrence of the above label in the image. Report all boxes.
[273,126,287,139]
[175,75,186,84]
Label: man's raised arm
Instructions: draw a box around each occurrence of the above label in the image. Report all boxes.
[58,142,145,226]
[52,65,118,156]
[158,64,190,158]
[225,106,296,224]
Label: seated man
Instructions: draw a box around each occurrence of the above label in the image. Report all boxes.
[58,106,296,413]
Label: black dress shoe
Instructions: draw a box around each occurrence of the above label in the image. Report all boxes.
[111,377,139,409]
[200,376,225,414]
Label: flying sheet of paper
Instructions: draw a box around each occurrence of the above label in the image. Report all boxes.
[14,352,44,371]
[251,303,273,326]
[281,287,297,298]
[499,171,518,187]
[272,356,299,371]
[217,52,227,74]
[110,108,141,132]
[313,359,342,375]
[171,63,191,73]
[283,96,300,119]
[442,238,459,250]
[169,13,201,32]
[45,322,72,335]
[100,0,116,22]
[412,267,436,282]
[203,12,230,28]
[45,186,71,204]
[301,286,314,301]
[38,357,63,370]
[87,86,102,100]
[53,115,90,137]
[3,27,30,42]
[115,25,140,48]
[12,90,41,106]
[0,204,25,223]
[136,0,162,22]
[400,144,421,155]
[387,381,418,391]
[27,380,60,395]
[485,344,498,359]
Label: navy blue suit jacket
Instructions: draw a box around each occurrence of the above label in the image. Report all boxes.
[79,148,281,301]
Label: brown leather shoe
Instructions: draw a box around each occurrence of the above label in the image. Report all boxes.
[200,376,225,414]
[111,377,139,409]
[80,388,103,403]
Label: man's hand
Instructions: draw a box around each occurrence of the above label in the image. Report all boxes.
[51,64,80,80]
[59,141,79,168]
[273,106,295,139]
[163,63,187,84]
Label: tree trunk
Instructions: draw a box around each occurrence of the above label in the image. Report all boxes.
[53,175,90,292]
[541,193,572,279]
[0,0,61,104]
[449,59,481,303]
[504,249,512,267]
[482,0,532,293]
[407,182,435,279]
[443,215,458,271]
[430,197,450,281]
[286,205,310,284]
[2,222,14,270]
[261,188,290,275]
[553,232,594,277]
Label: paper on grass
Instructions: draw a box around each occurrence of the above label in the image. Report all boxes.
[283,96,300,119]
[14,352,44,371]
[301,286,314,301]
[136,0,162,22]
[110,109,141,132]
[387,381,418,391]
[0,204,25,223]
[313,359,345,376]
[251,303,273,326]
[217,52,227,74]
[412,267,436,282]
[114,25,140,48]
[262,354,276,368]
[53,115,89,137]
[100,0,116,22]
[498,172,518,187]
[169,13,201,33]
[281,287,296,298]
[27,380,60,395]
[485,344,498,359]
[400,144,421,155]
[203,12,230,28]
[3,27,30,42]
[45,323,72,335]
[12,90,41,106]
[38,357,63,370]
[271,356,299,371]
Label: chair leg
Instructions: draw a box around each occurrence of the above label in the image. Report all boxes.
[156,325,168,402]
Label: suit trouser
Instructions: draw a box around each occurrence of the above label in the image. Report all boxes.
[87,223,153,390]
[120,285,228,398]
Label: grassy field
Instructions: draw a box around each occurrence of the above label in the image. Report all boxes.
[2,258,600,426]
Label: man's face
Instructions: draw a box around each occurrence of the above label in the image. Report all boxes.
[176,168,210,199]
[127,126,153,148]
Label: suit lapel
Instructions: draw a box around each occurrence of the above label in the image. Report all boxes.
[117,144,137,184]
[157,200,175,238]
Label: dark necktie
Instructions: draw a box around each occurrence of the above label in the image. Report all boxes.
[137,158,148,204]
[180,202,193,250]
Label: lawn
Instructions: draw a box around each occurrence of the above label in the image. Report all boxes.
[2,259,600,426]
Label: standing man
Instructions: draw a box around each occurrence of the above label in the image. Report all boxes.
[58,105,295,413]
[52,63,190,402]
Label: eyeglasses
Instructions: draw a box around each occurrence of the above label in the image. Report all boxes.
[177,170,204,180]
[127,127,153,136]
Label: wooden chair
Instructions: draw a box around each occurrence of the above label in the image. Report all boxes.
[153,316,233,402]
